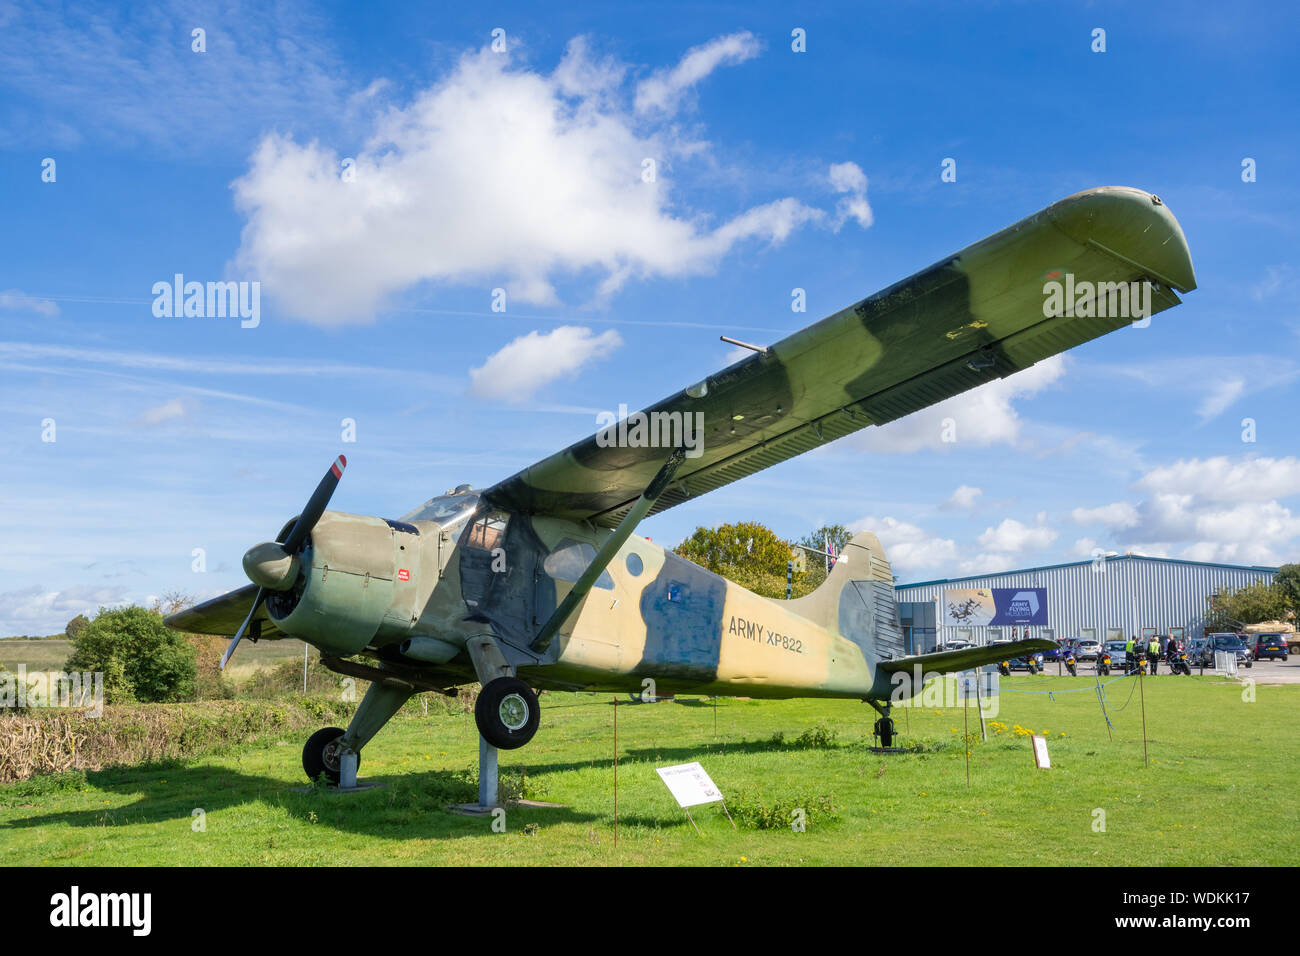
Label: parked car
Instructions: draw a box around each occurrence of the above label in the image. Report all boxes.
[1074,639,1101,660]
[1253,633,1289,661]
[939,639,975,652]
[1102,640,1128,667]
[1192,632,1253,669]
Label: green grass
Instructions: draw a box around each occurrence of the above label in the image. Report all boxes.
[2,674,1296,866]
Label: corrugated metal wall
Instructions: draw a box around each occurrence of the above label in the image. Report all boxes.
[893,556,1277,646]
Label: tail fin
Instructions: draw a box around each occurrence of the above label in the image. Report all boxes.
[786,531,905,662]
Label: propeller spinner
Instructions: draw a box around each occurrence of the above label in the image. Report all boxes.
[220,455,347,670]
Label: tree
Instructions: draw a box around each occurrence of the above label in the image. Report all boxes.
[675,521,822,599]
[64,614,90,642]
[65,606,197,704]
[1273,564,1300,620]
[798,523,853,559]
[1205,581,1290,632]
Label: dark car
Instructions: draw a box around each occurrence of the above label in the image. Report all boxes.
[1193,632,1253,669]
[1253,633,1289,662]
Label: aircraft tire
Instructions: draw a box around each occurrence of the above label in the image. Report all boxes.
[476,677,540,750]
[303,726,349,784]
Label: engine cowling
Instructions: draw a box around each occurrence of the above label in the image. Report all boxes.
[266,511,428,656]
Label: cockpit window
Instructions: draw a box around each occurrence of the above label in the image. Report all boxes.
[543,539,614,590]
[401,490,481,530]
[463,509,510,552]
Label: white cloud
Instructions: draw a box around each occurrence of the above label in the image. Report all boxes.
[1091,456,1300,566]
[976,513,1058,553]
[0,4,349,152]
[634,31,761,115]
[849,515,957,573]
[1071,502,1139,528]
[0,585,131,636]
[1136,456,1300,503]
[1070,537,1102,558]
[856,356,1066,453]
[232,37,860,325]
[828,161,873,229]
[1198,378,1245,420]
[942,485,983,510]
[0,289,59,316]
[139,398,194,426]
[469,325,622,402]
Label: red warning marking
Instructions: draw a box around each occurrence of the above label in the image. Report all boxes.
[397,569,410,582]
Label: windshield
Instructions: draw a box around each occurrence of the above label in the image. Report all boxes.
[1213,635,1244,649]
[401,489,482,530]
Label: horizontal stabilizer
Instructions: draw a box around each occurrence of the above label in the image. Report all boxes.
[880,638,1058,677]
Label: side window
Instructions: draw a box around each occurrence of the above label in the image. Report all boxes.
[543,539,614,590]
[464,510,509,552]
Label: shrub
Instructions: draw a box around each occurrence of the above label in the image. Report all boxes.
[65,606,196,703]
[729,790,839,830]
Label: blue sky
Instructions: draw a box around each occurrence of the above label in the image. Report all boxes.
[1,1,1297,634]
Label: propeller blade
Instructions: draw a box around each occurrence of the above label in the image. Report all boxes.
[220,587,266,670]
[281,455,347,554]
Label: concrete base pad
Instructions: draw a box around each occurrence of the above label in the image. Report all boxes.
[290,782,385,795]
[448,799,567,817]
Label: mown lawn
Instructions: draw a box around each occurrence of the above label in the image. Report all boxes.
[2,674,1295,866]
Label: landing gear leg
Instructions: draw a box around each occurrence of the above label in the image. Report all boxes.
[868,699,897,748]
[466,633,540,750]
[303,680,413,784]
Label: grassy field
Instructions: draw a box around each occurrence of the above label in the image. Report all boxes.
[0,637,308,684]
[1,673,1296,866]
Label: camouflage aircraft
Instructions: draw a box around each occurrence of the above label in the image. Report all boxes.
[169,186,1196,782]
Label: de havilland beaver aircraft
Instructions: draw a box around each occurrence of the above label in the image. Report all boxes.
[169,186,1195,783]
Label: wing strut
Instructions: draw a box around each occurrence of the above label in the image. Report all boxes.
[530,447,687,653]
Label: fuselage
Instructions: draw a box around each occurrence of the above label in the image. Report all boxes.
[259,488,889,701]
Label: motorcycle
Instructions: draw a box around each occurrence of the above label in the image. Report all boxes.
[1065,653,1078,677]
[1097,652,1111,676]
[998,660,1010,676]
[1168,649,1191,676]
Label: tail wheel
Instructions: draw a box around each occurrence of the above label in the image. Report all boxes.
[303,726,350,784]
[475,677,540,750]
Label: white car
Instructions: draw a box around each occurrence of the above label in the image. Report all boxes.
[1075,639,1101,660]
[942,640,975,652]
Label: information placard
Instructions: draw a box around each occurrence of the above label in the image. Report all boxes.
[656,762,724,807]
[1031,734,1051,769]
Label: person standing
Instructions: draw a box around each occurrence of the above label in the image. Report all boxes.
[1148,634,1161,675]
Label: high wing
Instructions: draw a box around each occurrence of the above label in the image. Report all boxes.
[483,187,1195,527]
[166,583,281,638]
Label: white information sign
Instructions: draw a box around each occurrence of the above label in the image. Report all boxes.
[656,762,724,808]
[1031,734,1051,769]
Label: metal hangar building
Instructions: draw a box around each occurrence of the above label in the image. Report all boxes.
[893,553,1279,654]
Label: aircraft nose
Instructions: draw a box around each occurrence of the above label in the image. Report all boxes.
[242,541,299,590]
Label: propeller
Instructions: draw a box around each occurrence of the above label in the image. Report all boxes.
[220,455,348,670]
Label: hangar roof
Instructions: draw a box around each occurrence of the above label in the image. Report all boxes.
[896,553,1280,590]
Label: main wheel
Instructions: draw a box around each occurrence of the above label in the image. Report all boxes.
[303,726,350,784]
[475,677,540,750]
